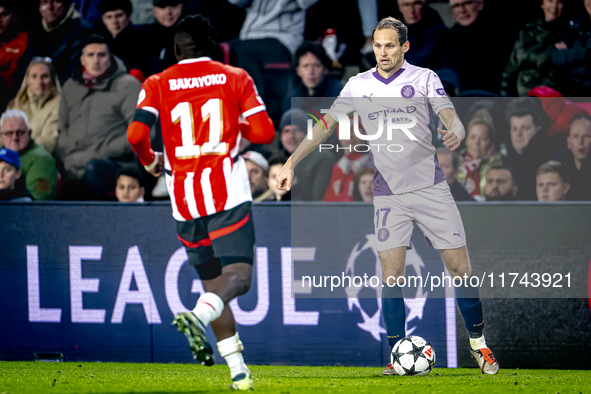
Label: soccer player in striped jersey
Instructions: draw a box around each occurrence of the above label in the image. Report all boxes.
[277,17,499,375]
[127,15,274,390]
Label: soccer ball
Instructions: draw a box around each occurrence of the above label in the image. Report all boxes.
[391,336,436,376]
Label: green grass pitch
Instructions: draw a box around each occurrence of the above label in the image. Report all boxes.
[1,362,590,393]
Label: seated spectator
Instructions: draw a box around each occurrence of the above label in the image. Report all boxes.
[256,156,290,201]
[443,0,514,94]
[484,166,518,201]
[7,57,61,152]
[459,110,503,198]
[56,35,142,200]
[279,108,336,200]
[0,109,58,200]
[323,119,371,202]
[284,42,342,113]
[353,166,373,202]
[135,0,184,78]
[397,0,447,70]
[0,147,32,201]
[553,113,591,200]
[503,106,557,200]
[28,0,93,84]
[536,160,570,201]
[0,0,27,110]
[437,147,475,202]
[98,0,142,77]
[229,0,318,124]
[115,167,145,202]
[552,0,591,97]
[501,0,567,97]
[243,150,269,200]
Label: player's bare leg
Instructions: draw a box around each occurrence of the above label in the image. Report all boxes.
[441,246,499,374]
[379,247,407,376]
[202,263,252,304]
[202,278,253,391]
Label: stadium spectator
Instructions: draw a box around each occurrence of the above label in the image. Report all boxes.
[397,0,447,70]
[115,167,145,202]
[134,0,184,78]
[501,0,567,97]
[503,106,557,200]
[323,119,371,202]
[552,0,591,97]
[229,0,318,123]
[437,147,475,202]
[536,160,570,201]
[443,0,514,94]
[27,0,93,84]
[6,57,61,153]
[255,156,290,202]
[459,111,503,198]
[0,0,27,111]
[243,150,269,200]
[353,166,373,202]
[279,108,336,200]
[56,35,141,200]
[553,113,591,200]
[0,147,32,201]
[484,166,518,201]
[283,42,342,113]
[0,109,58,200]
[97,0,142,76]
[528,86,591,136]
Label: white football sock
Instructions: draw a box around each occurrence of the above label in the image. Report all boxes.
[217,333,250,379]
[192,292,224,326]
[470,334,487,350]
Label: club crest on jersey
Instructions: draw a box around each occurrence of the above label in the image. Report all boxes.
[169,74,227,91]
[401,85,415,98]
[378,228,390,242]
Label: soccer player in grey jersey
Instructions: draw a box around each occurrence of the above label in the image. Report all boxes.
[277,17,499,375]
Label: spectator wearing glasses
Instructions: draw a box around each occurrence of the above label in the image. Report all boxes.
[444,0,514,94]
[0,0,27,111]
[7,57,61,153]
[0,109,58,200]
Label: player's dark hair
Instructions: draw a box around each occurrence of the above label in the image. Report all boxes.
[372,17,408,45]
[174,15,216,58]
[98,0,132,16]
[294,42,332,70]
[488,166,516,185]
[568,112,591,136]
[116,167,145,187]
[537,160,568,183]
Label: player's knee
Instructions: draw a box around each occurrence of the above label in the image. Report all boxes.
[233,273,251,296]
[449,264,471,278]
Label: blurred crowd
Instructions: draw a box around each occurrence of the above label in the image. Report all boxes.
[0,0,590,203]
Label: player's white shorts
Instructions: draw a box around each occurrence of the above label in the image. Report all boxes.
[373,181,466,252]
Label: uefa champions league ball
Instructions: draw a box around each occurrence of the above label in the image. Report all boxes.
[391,336,436,376]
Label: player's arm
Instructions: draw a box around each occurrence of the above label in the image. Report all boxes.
[437,108,465,151]
[276,113,338,191]
[127,108,163,177]
[239,111,275,144]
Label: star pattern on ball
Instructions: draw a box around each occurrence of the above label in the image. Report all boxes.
[408,342,425,362]
[391,348,403,365]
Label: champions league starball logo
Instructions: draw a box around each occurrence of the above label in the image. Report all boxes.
[344,235,428,341]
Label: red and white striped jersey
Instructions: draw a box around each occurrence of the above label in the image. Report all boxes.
[136,57,266,221]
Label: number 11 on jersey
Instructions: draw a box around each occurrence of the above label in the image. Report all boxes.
[173,98,228,159]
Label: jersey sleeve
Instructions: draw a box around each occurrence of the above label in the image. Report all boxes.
[426,71,454,115]
[329,79,355,115]
[238,70,266,118]
[135,76,161,123]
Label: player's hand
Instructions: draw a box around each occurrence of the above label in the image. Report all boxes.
[146,152,164,177]
[438,128,460,151]
[276,158,294,191]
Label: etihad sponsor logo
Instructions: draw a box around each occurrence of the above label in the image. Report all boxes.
[169,74,227,91]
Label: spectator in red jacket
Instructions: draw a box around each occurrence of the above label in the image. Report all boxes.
[0,0,27,110]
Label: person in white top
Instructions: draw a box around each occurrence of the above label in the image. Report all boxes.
[277,16,500,376]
